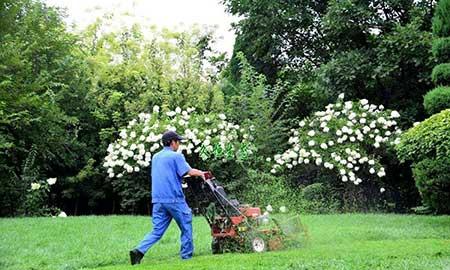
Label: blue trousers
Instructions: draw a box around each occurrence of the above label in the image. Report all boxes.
[136,202,193,259]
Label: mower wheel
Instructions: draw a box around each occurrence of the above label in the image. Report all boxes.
[211,237,223,254]
[248,235,267,253]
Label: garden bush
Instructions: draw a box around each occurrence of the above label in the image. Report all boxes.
[412,157,450,214]
[238,169,341,214]
[299,183,340,213]
[396,109,450,213]
[240,169,297,210]
[396,109,450,162]
[432,0,450,38]
[301,183,329,201]
[424,86,450,115]
[432,37,450,62]
[431,63,450,85]
[271,94,402,185]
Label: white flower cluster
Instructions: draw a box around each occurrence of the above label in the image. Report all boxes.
[30,178,57,191]
[31,183,41,190]
[47,178,57,185]
[265,204,288,214]
[104,106,254,178]
[271,94,402,186]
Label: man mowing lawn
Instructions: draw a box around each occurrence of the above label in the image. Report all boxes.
[129,130,206,265]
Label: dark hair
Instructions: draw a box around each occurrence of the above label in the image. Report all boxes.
[162,131,183,146]
[163,139,179,147]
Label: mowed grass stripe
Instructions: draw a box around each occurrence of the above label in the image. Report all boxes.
[0,214,449,270]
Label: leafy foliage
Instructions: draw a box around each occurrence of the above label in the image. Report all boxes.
[396,109,450,213]
[412,157,450,213]
[299,183,340,213]
[238,169,295,210]
[424,86,450,115]
[0,0,445,215]
[0,0,92,216]
[103,108,254,178]
[223,0,329,82]
[406,0,450,214]
[271,95,402,186]
[432,37,450,62]
[396,109,450,162]
[432,0,450,37]
[0,0,231,215]
[83,22,230,212]
[317,17,435,127]
[224,0,436,212]
[431,63,450,85]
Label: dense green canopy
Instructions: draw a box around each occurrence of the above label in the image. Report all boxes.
[1,0,447,216]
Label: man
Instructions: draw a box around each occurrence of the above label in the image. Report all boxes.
[129,130,205,265]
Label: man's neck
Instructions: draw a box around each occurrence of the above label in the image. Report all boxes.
[164,146,175,151]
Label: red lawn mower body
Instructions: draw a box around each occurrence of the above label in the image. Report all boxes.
[183,172,282,253]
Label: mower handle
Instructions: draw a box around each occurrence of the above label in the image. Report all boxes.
[182,171,214,180]
[204,171,214,180]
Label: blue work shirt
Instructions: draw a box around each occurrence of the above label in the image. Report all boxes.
[151,146,192,203]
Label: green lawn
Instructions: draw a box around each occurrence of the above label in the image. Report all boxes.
[0,214,449,270]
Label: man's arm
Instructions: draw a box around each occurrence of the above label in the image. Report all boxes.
[187,168,205,180]
[174,153,205,180]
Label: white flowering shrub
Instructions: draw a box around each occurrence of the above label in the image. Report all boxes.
[24,178,60,216]
[104,106,255,178]
[271,94,402,186]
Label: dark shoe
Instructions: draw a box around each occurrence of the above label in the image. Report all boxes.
[129,249,144,265]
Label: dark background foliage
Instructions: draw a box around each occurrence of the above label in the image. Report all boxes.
[1,0,448,216]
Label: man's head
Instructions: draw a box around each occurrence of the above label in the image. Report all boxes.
[162,130,184,151]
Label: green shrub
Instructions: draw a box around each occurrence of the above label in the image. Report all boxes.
[396,110,450,213]
[299,183,340,213]
[240,170,341,214]
[301,183,329,201]
[396,109,450,162]
[432,37,450,62]
[432,0,450,38]
[431,63,450,85]
[412,157,450,214]
[241,169,297,209]
[424,86,450,115]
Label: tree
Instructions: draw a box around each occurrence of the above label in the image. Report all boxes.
[397,0,450,214]
[224,0,435,126]
[424,0,450,115]
[316,1,435,127]
[0,0,92,216]
[224,0,435,211]
[81,19,227,212]
[223,0,330,83]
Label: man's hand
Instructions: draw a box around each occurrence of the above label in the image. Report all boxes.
[187,168,206,180]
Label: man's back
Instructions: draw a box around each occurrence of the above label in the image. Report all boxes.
[151,147,191,203]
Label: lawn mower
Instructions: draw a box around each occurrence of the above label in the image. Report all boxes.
[183,172,305,254]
